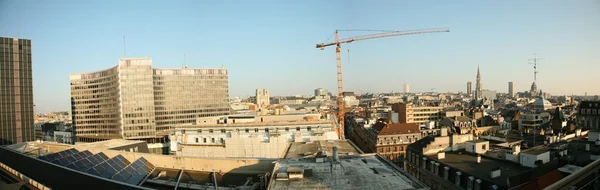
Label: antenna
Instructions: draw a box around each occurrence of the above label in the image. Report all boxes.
[184,53,187,68]
[123,36,126,57]
[529,54,544,83]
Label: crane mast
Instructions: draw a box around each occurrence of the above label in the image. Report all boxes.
[317,28,449,140]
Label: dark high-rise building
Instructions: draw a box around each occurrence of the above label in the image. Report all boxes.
[0,37,35,145]
[508,81,514,97]
[466,82,472,97]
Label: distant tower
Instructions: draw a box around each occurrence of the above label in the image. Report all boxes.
[529,56,543,97]
[467,82,472,97]
[508,82,514,98]
[475,65,482,100]
[255,89,270,108]
[403,82,410,93]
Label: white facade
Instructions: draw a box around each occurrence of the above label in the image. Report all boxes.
[465,140,489,154]
[171,120,338,158]
[256,89,270,108]
[520,150,550,168]
[343,96,360,107]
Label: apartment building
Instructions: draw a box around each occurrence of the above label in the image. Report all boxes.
[70,58,229,146]
[392,103,444,126]
[0,37,35,145]
[351,120,421,165]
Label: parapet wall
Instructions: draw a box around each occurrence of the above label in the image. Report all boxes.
[79,148,275,174]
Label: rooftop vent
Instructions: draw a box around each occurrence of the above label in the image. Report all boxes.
[287,167,304,181]
[491,167,501,178]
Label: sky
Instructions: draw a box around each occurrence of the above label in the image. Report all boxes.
[1,0,599,113]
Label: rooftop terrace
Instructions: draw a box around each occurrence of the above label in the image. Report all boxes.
[284,140,363,159]
[269,154,428,190]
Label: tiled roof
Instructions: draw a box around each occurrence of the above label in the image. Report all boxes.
[373,122,420,136]
[518,170,562,190]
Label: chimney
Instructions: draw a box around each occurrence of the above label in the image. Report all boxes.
[476,155,481,163]
[512,144,521,154]
[437,152,446,159]
[332,146,339,162]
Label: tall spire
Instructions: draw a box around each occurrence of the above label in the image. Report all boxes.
[475,65,482,100]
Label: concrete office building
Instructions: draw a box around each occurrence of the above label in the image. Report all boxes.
[70,58,229,147]
[392,102,444,127]
[0,37,35,145]
[508,82,514,98]
[466,82,472,97]
[404,82,410,93]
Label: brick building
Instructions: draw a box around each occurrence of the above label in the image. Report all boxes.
[351,120,421,165]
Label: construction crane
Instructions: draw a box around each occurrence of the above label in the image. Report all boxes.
[316,28,450,140]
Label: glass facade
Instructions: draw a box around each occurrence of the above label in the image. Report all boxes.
[69,66,121,138]
[153,68,230,131]
[119,59,156,139]
[0,37,35,145]
[70,58,229,141]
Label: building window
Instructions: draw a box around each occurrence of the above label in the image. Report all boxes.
[296,127,301,131]
[209,129,214,133]
[482,144,487,150]
[285,127,289,132]
[221,129,226,133]
[255,128,259,133]
[245,128,249,133]
[265,128,269,132]
[211,138,215,143]
[195,138,199,143]
[307,127,312,131]
[203,138,207,143]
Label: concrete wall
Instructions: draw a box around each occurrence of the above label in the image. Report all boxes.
[450,134,473,151]
[466,141,489,154]
[589,131,600,142]
[78,148,275,174]
[176,130,338,158]
[423,136,451,155]
[520,151,550,168]
[505,152,519,163]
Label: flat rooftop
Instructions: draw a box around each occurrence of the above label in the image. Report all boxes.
[467,139,489,143]
[284,140,363,158]
[521,145,550,155]
[73,139,146,150]
[268,154,427,190]
[180,120,334,128]
[429,152,526,186]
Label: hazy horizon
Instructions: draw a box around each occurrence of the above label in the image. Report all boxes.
[1,0,598,113]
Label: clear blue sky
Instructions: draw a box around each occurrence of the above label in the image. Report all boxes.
[1,0,599,113]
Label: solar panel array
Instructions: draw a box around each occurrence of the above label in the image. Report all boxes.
[38,148,155,186]
[109,157,155,185]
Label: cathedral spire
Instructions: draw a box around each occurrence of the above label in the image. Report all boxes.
[475,65,483,100]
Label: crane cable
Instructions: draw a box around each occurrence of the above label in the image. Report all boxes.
[323,29,397,43]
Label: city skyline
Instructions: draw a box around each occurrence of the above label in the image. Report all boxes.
[1,0,599,113]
